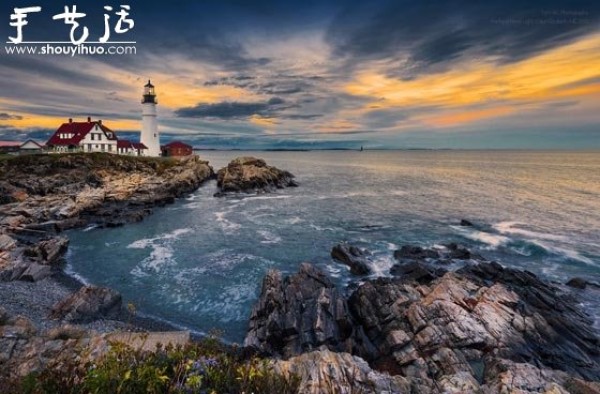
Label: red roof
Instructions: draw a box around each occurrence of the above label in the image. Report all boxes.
[118,140,147,150]
[132,142,147,149]
[0,141,22,147]
[162,141,192,149]
[47,121,116,146]
[117,140,133,149]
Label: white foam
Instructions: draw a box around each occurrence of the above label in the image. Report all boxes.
[494,221,569,242]
[215,211,241,233]
[82,224,98,232]
[451,225,510,248]
[531,240,596,266]
[369,254,396,278]
[128,228,192,275]
[258,230,282,244]
[128,228,192,249]
[286,216,304,225]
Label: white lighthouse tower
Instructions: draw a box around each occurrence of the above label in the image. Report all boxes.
[140,80,161,156]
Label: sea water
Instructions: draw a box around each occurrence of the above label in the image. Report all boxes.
[66,150,600,342]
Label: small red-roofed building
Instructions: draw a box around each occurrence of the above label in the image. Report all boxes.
[117,140,148,156]
[161,141,193,157]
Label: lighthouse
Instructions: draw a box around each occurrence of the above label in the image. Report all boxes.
[140,80,161,156]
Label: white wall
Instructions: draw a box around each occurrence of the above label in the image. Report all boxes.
[79,124,118,153]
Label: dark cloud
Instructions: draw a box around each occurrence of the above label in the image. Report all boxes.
[0,113,23,121]
[175,97,288,119]
[326,0,600,78]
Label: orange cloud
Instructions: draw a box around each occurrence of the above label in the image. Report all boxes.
[345,33,600,127]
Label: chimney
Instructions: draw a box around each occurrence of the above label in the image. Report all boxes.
[87,116,91,122]
[98,120,102,125]
[68,118,73,123]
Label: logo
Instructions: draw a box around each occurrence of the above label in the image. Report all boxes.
[5,5,136,57]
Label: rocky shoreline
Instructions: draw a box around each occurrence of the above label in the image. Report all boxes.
[246,244,600,393]
[1,153,599,393]
[0,153,215,377]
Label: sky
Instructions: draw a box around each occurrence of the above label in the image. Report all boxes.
[0,0,599,149]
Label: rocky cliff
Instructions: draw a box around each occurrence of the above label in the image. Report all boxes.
[0,153,214,282]
[246,245,600,393]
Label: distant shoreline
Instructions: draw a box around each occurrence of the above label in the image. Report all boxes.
[192,148,600,152]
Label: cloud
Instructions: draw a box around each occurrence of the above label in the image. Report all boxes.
[174,97,288,119]
[326,0,600,78]
[0,113,23,121]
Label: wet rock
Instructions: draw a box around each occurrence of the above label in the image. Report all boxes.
[389,261,446,283]
[331,243,371,275]
[444,242,479,260]
[460,219,474,226]
[566,277,588,289]
[247,254,600,392]
[393,245,440,261]
[215,157,297,196]
[50,286,122,323]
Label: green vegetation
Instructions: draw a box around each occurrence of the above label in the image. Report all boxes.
[0,153,182,176]
[4,335,299,394]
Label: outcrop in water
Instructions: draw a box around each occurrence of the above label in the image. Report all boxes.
[331,243,372,275]
[215,156,297,196]
[246,245,600,393]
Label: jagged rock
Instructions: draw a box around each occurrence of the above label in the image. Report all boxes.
[460,219,474,226]
[274,350,413,394]
[215,157,297,196]
[25,236,69,265]
[244,263,362,358]
[331,243,371,275]
[50,286,122,323]
[247,253,600,392]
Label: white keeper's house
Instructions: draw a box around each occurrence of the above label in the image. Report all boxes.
[46,80,161,157]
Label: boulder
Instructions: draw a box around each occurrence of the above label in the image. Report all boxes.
[50,286,122,323]
[215,157,297,196]
[244,263,363,358]
[274,350,413,394]
[25,236,69,265]
[460,219,474,226]
[331,243,371,275]
[17,263,53,282]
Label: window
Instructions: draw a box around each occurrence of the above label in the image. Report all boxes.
[88,144,92,151]
[108,145,112,152]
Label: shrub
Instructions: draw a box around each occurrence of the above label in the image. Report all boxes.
[4,335,299,394]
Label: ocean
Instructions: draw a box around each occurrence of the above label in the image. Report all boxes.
[66,150,600,342]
